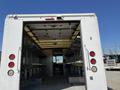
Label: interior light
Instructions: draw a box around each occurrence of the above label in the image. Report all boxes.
[77,36,80,39]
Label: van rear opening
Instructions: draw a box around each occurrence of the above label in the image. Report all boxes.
[20,21,85,90]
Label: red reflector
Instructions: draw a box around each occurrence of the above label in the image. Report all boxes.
[9,54,15,60]
[8,62,15,68]
[90,51,95,57]
[90,58,96,64]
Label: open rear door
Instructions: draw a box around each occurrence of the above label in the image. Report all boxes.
[0,17,23,90]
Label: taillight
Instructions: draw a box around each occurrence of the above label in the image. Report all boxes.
[90,51,97,72]
[8,54,15,76]
[8,62,15,68]
[8,70,14,76]
[90,58,96,64]
[91,66,97,72]
[90,51,95,57]
[9,54,15,60]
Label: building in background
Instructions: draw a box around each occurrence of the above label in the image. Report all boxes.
[103,54,120,63]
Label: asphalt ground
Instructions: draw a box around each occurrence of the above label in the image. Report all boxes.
[106,70,120,90]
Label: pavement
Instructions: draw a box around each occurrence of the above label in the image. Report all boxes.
[106,70,120,90]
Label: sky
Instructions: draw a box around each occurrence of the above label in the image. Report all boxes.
[0,0,120,54]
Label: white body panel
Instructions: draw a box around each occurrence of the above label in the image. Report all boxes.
[80,17,107,90]
[0,18,23,90]
[0,13,107,90]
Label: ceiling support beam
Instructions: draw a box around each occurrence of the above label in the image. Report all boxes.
[71,24,80,40]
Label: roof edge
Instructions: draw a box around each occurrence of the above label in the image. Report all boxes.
[7,13,96,18]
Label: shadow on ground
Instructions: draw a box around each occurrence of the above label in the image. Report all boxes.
[108,87,114,90]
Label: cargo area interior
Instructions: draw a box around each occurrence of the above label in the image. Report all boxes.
[20,20,86,90]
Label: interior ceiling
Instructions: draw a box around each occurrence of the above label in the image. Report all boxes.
[25,21,80,49]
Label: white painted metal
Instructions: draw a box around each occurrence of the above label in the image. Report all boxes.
[80,17,107,90]
[0,13,107,90]
[0,17,23,90]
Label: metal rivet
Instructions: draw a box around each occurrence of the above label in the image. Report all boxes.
[90,37,92,40]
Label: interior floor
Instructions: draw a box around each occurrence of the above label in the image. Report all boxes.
[21,76,85,90]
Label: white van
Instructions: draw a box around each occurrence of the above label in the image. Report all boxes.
[0,13,107,90]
